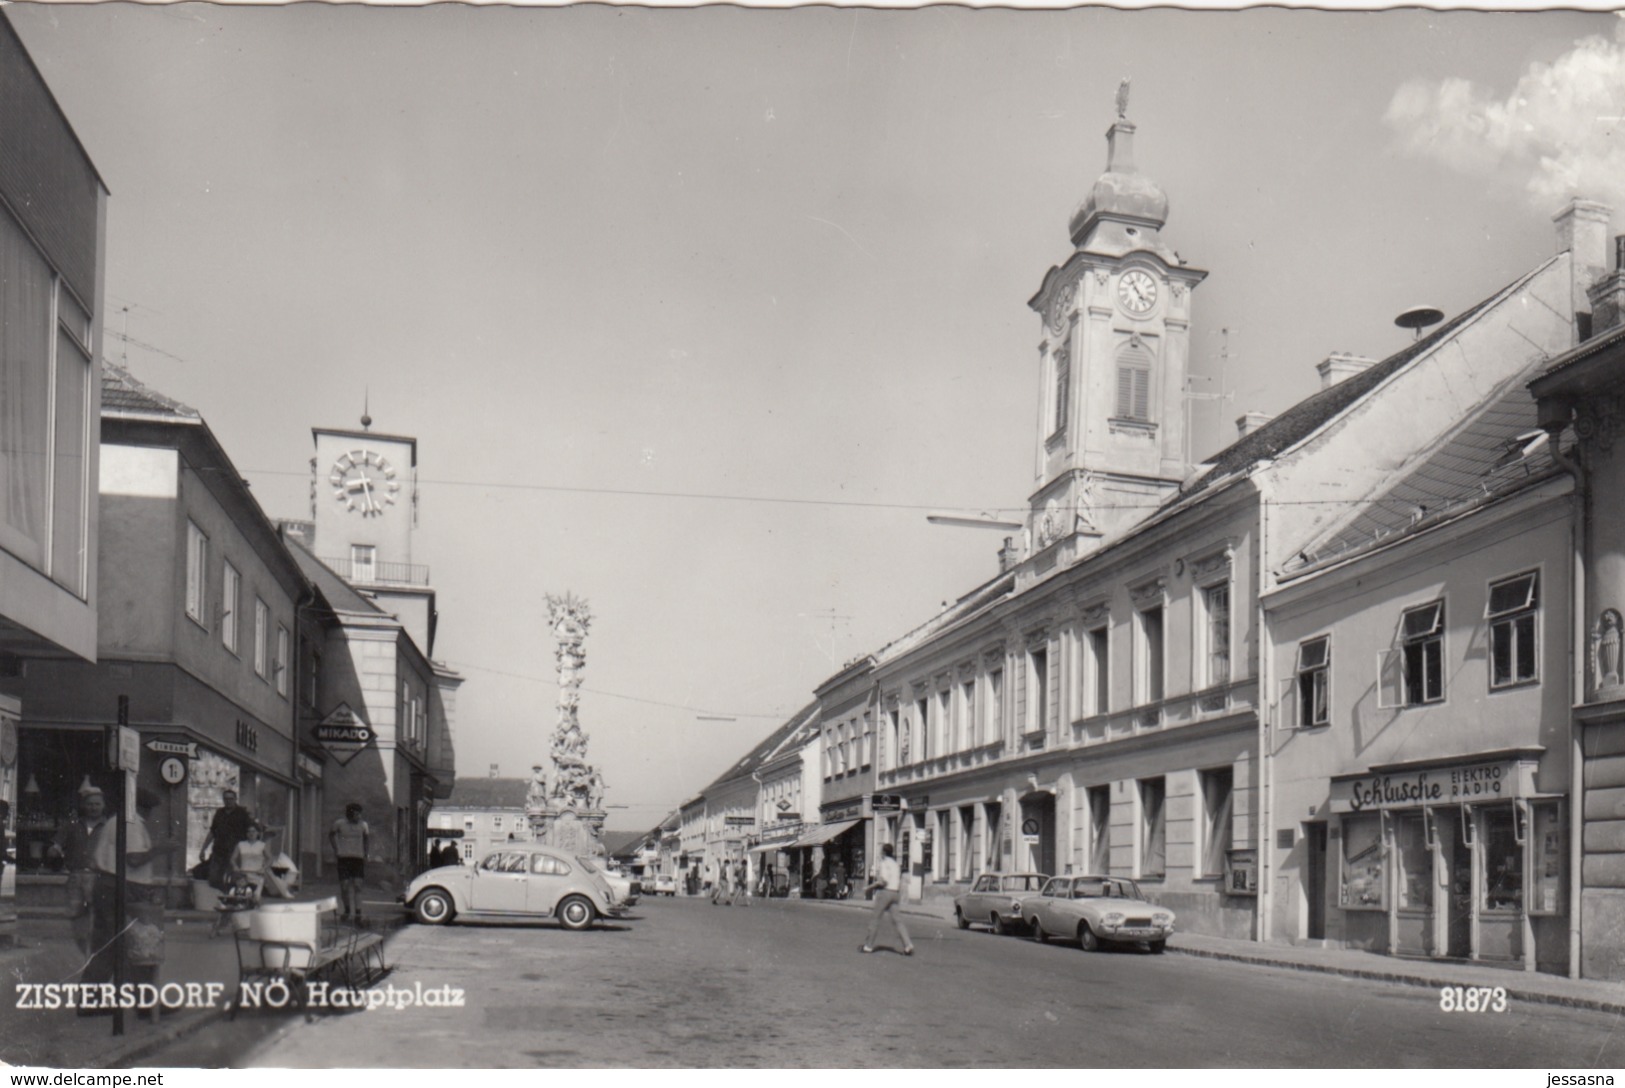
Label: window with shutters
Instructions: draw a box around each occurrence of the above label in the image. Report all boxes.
[1115,343,1153,422]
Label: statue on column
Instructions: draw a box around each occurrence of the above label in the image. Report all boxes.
[544,593,605,814]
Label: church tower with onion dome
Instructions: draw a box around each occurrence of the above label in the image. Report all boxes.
[1021,83,1207,577]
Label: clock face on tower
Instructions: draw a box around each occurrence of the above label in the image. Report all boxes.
[329,449,402,518]
[1117,268,1159,315]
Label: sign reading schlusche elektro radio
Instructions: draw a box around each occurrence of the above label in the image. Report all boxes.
[1329,757,1535,813]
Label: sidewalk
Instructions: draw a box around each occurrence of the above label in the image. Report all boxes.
[784,892,1625,1015]
[1,878,407,1069]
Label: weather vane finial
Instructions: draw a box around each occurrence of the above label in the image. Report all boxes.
[1116,78,1131,120]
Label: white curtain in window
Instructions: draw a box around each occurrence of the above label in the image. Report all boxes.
[0,210,52,567]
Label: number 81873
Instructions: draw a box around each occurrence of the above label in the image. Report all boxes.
[1440,986,1508,1012]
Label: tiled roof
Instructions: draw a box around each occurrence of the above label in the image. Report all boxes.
[283,535,387,617]
[440,777,533,810]
[101,360,200,419]
[1188,259,1555,496]
[1288,369,1563,574]
[701,700,821,793]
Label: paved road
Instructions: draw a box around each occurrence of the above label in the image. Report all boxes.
[149,896,1625,1068]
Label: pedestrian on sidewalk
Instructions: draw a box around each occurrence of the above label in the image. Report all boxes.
[47,785,106,955]
[861,842,913,956]
[329,802,370,924]
[83,788,178,1012]
[200,788,253,891]
[735,859,751,907]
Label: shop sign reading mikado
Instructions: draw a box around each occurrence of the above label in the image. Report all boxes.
[313,703,374,765]
[1330,756,1537,813]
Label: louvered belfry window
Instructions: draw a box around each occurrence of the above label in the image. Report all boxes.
[1116,343,1153,421]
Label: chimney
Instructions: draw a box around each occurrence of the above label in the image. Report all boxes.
[279,518,315,550]
[1555,199,1611,336]
[1316,352,1376,390]
[1235,410,1274,439]
[998,536,1022,574]
[1586,234,1625,337]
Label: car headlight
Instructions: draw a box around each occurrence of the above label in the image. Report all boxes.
[1153,912,1173,927]
[1011,899,1025,913]
[1100,912,1125,927]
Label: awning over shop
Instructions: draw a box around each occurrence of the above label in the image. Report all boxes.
[790,819,861,849]
[749,842,791,855]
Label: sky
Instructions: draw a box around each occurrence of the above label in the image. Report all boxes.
[8,3,1624,832]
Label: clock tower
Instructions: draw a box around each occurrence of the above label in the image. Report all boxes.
[307,416,435,652]
[1023,88,1207,572]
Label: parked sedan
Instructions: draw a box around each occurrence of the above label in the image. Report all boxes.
[650,874,678,896]
[1021,875,1175,953]
[953,871,1049,935]
[402,845,623,930]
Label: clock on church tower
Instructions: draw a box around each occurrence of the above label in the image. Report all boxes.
[1022,87,1207,565]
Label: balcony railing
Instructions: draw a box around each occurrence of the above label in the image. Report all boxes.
[321,556,431,586]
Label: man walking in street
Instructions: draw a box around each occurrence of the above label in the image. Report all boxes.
[200,788,253,891]
[329,802,370,924]
[861,842,913,956]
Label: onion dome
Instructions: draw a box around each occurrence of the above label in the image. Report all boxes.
[1068,118,1169,248]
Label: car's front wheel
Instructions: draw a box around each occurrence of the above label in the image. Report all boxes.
[1149,939,1166,954]
[1078,923,1100,952]
[990,912,1008,936]
[557,894,597,931]
[414,888,454,926]
[1031,918,1047,943]
[955,908,970,930]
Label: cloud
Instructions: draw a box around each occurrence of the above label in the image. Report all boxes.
[1386,21,1625,212]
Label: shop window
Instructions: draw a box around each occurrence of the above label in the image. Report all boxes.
[1200,768,1233,878]
[1138,777,1166,878]
[1340,813,1386,910]
[1530,802,1563,915]
[1382,601,1444,707]
[1487,571,1539,689]
[1394,811,1431,910]
[185,521,209,627]
[1296,636,1330,727]
[1088,785,1111,874]
[1482,805,1522,913]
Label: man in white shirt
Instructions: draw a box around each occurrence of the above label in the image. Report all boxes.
[862,842,913,956]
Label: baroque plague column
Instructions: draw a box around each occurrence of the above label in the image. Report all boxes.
[526,594,607,853]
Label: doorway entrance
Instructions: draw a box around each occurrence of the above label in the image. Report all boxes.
[1019,793,1056,875]
[1445,807,1472,958]
[1304,822,1327,940]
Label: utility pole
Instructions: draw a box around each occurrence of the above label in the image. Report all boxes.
[1184,327,1235,465]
